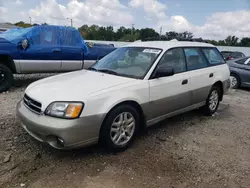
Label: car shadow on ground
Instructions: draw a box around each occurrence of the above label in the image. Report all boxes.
[241,87,250,92]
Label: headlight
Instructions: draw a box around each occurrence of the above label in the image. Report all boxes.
[45,102,84,119]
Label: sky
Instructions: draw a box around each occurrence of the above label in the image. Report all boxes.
[0,0,250,40]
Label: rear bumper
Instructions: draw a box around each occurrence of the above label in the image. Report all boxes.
[16,100,105,149]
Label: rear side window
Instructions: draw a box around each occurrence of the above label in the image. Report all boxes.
[202,48,225,65]
[61,30,78,46]
[184,48,208,71]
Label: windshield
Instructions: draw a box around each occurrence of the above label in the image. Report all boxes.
[91,47,162,79]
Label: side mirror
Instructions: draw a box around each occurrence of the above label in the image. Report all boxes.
[155,67,175,78]
[21,39,29,50]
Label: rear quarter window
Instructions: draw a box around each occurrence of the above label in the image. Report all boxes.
[202,48,225,65]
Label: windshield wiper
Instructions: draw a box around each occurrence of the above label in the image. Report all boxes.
[98,69,119,75]
[88,67,98,71]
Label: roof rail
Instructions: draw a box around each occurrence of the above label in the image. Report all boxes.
[143,37,209,43]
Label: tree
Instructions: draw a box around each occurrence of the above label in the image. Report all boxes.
[240,37,250,47]
[165,31,179,40]
[179,31,193,39]
[207,40,218,45]
[224,35,239,46]
[140,28,159,41]
[165,31,193,40]
[14,21,32,28]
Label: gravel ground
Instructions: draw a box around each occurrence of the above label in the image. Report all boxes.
[0,74,250,188]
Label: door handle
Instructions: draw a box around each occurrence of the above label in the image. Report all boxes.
[209,73,214,78]
[182,79,188,85]
[52,48,61,52]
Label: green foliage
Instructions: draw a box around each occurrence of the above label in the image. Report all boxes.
[78,25,159,42]
[14,21,33,28]
[239,37,250,47]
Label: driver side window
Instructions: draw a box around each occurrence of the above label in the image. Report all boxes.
[157,48,186,74]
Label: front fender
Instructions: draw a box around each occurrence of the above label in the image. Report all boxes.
[81,82,150,117]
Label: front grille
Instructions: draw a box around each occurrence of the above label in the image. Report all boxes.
[23,94,42,114]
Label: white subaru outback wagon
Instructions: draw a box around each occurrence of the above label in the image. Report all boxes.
[17,41,230,150]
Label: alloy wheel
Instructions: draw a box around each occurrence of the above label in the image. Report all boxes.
[230,76,238,88]
[110,112,136,146]
[209,90,219,111]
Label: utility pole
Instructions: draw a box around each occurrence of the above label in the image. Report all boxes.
[159,26,163,40]
[67,18,73,27]
[29,17,32,25]
[131,24,134,35]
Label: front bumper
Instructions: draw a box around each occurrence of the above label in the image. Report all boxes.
[16,100,105,149]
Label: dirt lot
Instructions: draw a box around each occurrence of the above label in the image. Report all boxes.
[0,74,250,188]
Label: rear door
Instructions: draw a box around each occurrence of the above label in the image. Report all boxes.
[186,47,227,105]
[19,27,62,73]
[183,47,213,105]
[60,30,84,71]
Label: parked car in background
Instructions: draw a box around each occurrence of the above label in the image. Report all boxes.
[17,40,230,150]
[227,56,250,89]
[0,25,116,92]
[221,51,245,60]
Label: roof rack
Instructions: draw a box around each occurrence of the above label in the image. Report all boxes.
[143,37,209,43]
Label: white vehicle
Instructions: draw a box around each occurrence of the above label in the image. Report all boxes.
[17,41,230,150]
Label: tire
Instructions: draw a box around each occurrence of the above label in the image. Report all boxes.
[99,104,140,151]
[230,74,240,89]
[0,64,14,93]
[202,85,221,116]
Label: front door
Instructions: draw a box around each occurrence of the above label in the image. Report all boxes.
[19,27,62,73]
[240,58,250,86]
[148,48,191,121]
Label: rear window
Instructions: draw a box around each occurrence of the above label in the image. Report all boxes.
[232,52,245,58]
[202,48,225,65]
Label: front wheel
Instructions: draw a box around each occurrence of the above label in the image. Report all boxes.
[0,64,14,93]
[202,85,221,116]
[99,105,140,151]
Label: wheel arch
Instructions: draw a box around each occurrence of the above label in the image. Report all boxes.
[213,81,223,101]
[0,54,16,73]
[99,100,146,137]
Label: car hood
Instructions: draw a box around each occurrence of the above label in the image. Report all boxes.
[25,70,135,110]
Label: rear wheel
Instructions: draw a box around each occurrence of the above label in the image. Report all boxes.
[230,74,240,89]
[0,64,13,93]
[202,85,221,116]
[99,105,140,151]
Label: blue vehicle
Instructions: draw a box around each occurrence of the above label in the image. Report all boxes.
[0,25,116,92]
